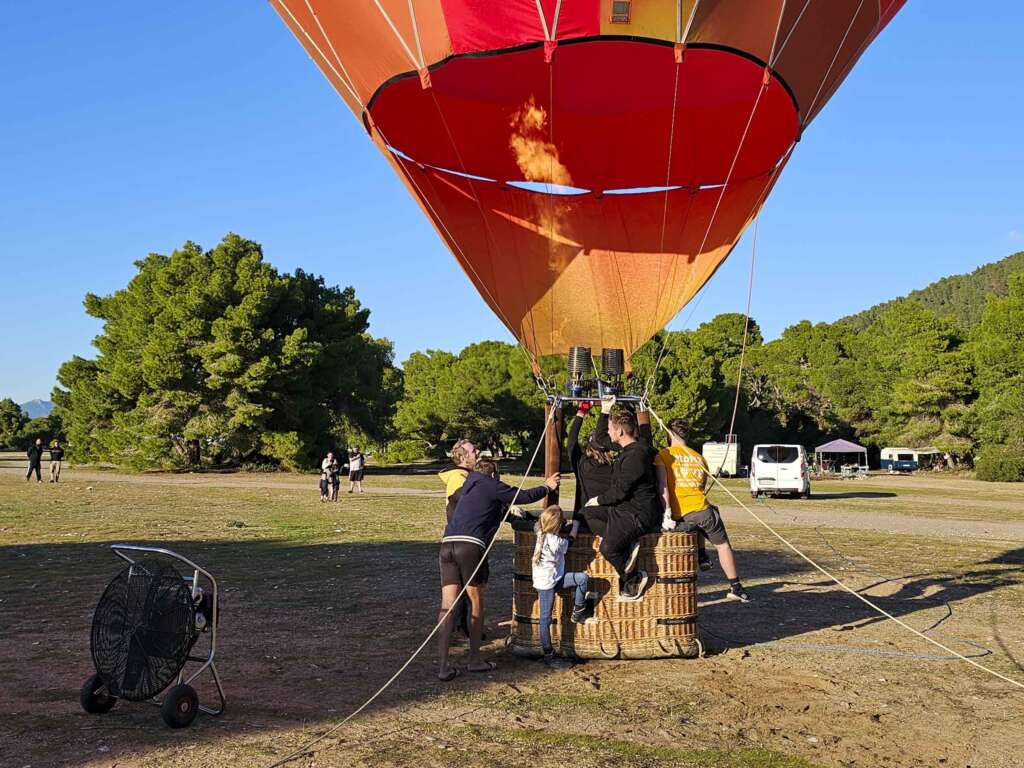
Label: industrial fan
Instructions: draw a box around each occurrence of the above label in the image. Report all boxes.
[80,545,225,728]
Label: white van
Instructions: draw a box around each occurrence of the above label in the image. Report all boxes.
[750,444,810,498]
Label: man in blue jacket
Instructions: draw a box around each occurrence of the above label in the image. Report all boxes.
[436,459,559,681]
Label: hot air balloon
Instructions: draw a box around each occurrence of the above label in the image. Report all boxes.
[272,0,904,364]
[271,0,906,663]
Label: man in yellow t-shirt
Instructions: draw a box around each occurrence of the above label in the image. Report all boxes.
[654,419,749,603]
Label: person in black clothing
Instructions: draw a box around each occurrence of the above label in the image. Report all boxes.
[581,408,660,601]
[26,438,44,483]
[566,400,615,514]
[49,440,65,483]
[436,459,559,681]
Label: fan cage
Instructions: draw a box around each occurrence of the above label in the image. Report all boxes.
[90,558,199,702]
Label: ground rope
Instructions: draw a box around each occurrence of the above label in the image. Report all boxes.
[643,404,1024,692]
[263,406,559,767]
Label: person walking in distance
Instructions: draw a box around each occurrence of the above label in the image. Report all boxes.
[49,440,65,483]
[26,438,44,483]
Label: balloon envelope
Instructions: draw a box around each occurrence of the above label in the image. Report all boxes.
[273,0,904,359]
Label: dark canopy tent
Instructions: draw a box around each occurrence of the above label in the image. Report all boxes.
[815,439,868,472]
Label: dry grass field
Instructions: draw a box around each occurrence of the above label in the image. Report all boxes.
[1,454,1022,768]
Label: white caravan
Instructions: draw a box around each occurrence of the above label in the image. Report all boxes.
[702,440,740,477]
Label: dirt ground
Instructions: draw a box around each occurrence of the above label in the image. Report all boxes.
[1,459,1022,768]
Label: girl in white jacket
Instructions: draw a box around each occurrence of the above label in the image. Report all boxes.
[531,505,595,669]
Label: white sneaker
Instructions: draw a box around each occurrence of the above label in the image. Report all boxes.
[616,571,649,602]
[726,587,750,603]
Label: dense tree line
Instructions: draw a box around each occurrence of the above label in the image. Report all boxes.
[51,235,400,470]
[17,236,1020,481]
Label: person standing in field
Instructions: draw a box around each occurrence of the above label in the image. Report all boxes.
[321,451,340,501]
[436,459,558,681]
[438,438,480,639]
[26,438,44,483]
[346,447,365,493]
[48,440,64,483]
[655,418,749,603]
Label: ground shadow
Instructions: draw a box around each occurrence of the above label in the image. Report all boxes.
[2,536,1020,767]
[806,491,898,500]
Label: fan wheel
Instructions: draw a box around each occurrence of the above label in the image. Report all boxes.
[80,673,117,714]
[161,683,199,728]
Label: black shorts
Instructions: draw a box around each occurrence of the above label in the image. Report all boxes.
[349,469,364,481]
[439,541,489,587]
[681,505,729,546]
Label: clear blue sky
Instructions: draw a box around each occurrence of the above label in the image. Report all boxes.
[1,2,1021,404]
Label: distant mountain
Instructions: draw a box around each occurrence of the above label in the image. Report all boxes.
[20,399,53,418]
[842,251,1024,332]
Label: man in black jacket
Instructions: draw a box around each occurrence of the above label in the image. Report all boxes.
[26,438,44,483]
[436,459,559,681]
[582,409,659,601]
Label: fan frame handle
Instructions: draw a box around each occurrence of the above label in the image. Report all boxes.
[110,544,226,716]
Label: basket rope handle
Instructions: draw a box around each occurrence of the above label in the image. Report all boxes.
[598,641,620,659]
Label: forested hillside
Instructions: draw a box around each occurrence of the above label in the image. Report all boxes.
[843,251,1024,331]
[25,238,1022,482]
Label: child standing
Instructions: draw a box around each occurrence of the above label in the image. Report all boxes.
[318,471,330,502]
[531,506,596,670]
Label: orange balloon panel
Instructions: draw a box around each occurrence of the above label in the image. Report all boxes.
[394,159,780,357]
[273,0,905,358]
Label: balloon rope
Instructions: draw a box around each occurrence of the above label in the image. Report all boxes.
[643,405,1024,692]
[725,215,758,441]
[263,406,559,768]
[640,1,789,404]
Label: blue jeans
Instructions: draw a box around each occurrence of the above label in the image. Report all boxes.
[538,571,589,654]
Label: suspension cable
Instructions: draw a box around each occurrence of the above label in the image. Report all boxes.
[263,406,559,767]
[643,405,1024,692]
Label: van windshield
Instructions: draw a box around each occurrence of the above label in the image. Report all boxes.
[757,446,800,464]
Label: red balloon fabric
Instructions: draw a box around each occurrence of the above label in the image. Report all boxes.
[273,0,905,359]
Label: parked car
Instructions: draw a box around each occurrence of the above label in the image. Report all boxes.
[750,444,810,498]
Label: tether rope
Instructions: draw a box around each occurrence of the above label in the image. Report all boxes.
[643,404,1024,692]
[640,0,790,405]
[263,406,559,767]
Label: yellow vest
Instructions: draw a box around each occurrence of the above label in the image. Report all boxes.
[655,445,709,518]
[439,467,469,499]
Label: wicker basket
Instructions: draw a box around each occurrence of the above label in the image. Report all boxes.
[509,531,701,660]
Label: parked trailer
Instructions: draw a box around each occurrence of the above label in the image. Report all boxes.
[702,439,740,477]
[880,447,941,472]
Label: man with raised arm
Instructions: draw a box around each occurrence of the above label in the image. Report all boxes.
[436,459,559,680]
